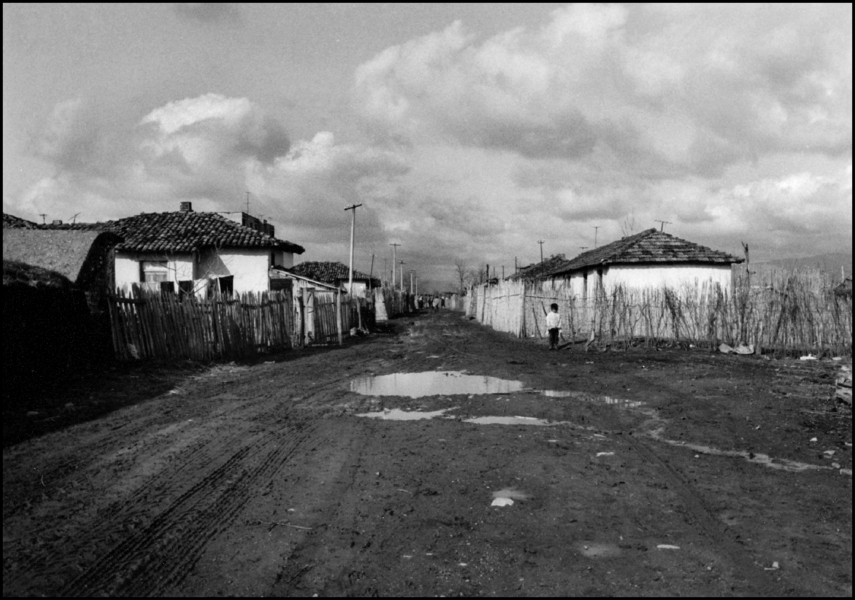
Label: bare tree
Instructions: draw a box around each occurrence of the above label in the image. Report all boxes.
[453,259,469,294]
[620,210,637,238]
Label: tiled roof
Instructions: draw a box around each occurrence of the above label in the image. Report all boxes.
[507,254,569,281]
[289,261,379,284]
[547,228,742,278]
[11,211,304,254]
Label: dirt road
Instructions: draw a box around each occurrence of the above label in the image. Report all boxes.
[3,310,851,596]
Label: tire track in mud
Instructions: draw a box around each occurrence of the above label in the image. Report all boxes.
[621,434,787,595]
[59,420,320,597]
[54,352,386,597]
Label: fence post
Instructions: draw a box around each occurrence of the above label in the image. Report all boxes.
[336,288,343,346]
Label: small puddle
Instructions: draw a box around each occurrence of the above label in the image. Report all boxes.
[355,408,455,421]
[577,542,622,559]
[351,371,525,398]
[464,416,569,426]
[538,390,644,409]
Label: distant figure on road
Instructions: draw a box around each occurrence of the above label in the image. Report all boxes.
[546,303,561,350]
[432,296,441,312]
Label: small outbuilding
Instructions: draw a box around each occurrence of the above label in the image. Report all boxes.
[287,261,380,298]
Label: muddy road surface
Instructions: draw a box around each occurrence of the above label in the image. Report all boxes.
[3,310,851,596]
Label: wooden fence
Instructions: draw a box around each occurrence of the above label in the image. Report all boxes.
[108,287,295,361]
[467,274,853,357]
[108,286,381,361]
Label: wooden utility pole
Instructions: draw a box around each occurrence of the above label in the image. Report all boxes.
[409,271,414,294]
[399,260,405,291]
[389,243,400,290]
[538,241,544,262]
[515,256,518,273]
[245,191,251,214]
[502,265,505,279]
[655,220,672,232]
[344,203,363,294]
[593,226,600,248]
[39,214,46,224]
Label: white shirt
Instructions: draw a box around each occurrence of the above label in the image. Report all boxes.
[546,311,561,329]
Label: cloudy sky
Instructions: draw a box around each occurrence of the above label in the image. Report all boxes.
[3,4,851,289]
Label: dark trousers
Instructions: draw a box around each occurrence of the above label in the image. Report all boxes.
[548,328,559,348]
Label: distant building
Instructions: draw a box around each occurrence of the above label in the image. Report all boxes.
[544,228,743,298]
[284,261,380,298]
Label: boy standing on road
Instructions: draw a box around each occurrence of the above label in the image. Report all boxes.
[546,303,561,350]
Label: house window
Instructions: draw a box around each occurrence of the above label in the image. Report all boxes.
[216,275,234,295]
[141,261,168,283]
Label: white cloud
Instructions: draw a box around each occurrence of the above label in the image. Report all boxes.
[354,4,851,175]
[12,95,409,250]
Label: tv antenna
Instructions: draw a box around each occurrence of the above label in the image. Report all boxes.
[71,212,80,224]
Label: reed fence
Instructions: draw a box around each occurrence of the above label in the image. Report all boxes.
[467,270,853,357]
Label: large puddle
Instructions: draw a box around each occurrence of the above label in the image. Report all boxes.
[350,371,525,398]
[350,372,849,476]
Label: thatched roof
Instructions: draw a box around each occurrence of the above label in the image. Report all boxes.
[3,259,73,289]
[547,229,742,278]
[2,229,120,285]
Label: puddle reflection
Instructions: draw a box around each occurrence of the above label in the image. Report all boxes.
[351,371,525,398]
[355,408,455,421]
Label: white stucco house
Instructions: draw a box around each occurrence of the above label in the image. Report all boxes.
[543,228,743,298]
[106,202,304,295]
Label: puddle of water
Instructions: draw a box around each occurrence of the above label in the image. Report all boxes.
[578,542,621,558]
[351,371,525,398]
[355,407,456,421]
[464,416,569,426]
[538,390,644,409]
[655,436,833,473]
